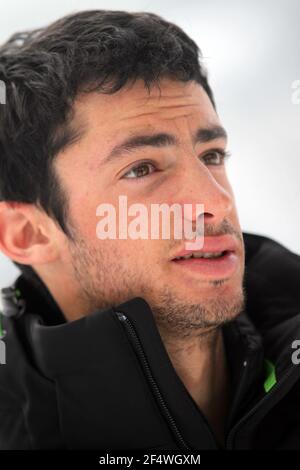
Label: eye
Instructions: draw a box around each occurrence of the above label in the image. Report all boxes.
[122,162,157,180]
[202,149,231,166]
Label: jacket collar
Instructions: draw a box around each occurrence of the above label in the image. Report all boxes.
[1,232,300,449]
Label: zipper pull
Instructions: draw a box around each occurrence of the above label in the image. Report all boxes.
[115,311,127,322]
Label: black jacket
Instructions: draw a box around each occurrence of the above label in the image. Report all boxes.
[0,232,300,450]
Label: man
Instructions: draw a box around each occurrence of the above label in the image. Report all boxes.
[0,10,299,450]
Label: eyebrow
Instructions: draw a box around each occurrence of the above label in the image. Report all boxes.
[102,125,228,165]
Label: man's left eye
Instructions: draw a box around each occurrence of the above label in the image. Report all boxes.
[122,162,156,179]
[202,150,231,165]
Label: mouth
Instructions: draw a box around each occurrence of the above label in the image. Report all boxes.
[170,236,240,279]
[173,250,228,260]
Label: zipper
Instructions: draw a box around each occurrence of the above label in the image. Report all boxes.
[115,310,191,451]
[226,364,297,448]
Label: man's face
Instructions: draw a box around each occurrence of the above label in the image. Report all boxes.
[54,78,245,337]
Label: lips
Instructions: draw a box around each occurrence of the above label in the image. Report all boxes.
[171,234,239,260]
[170,235,240,279]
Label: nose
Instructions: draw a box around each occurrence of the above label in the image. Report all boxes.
[177,159,234,228]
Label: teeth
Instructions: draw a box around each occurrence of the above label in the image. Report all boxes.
[175,253,193,260]
[195,251,224,259]
[175,251,224,260]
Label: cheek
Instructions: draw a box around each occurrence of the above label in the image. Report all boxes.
[111,239,164,280]
[69,191,164,265]
[69,187,106,240]
[57,163,111,240]
[74,208,99,240]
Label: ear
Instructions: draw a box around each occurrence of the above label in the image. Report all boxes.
[0,201,59,266]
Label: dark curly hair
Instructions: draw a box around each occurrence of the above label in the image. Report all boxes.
[0,9,215,280]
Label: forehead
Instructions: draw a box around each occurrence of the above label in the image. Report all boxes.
[72,78,219,141]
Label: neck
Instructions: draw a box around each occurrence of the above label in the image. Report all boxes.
[159,327,231,445]
[35,265,91,321]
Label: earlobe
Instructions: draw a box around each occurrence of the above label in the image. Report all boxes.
[0,201,57,265]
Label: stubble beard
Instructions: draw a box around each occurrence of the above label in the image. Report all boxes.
[149,283,246,341]
[68,229,245,340]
